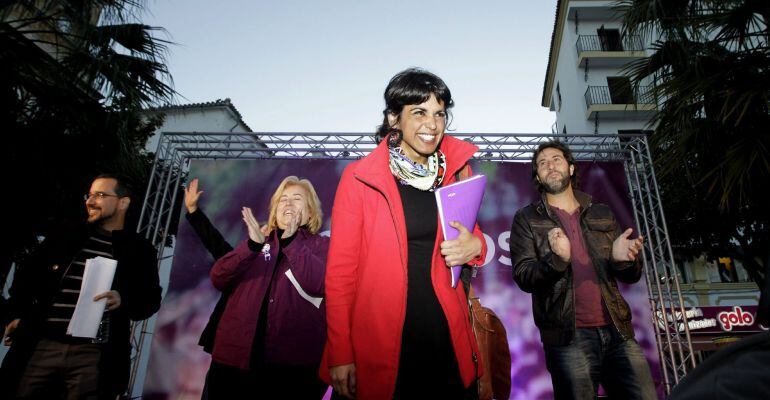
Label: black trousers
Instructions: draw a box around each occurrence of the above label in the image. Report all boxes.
[205,360,328,400]
[11,338,105,400]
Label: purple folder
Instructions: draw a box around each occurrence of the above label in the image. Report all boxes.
[435,174,487,287]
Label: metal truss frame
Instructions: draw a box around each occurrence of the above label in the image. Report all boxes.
[127,132,695,397]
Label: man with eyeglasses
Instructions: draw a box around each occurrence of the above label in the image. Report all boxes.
[0,174,162,399]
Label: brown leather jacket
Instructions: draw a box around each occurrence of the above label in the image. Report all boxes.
[510,190,642,345]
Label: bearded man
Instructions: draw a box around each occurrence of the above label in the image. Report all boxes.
[509,140,656,400]
[1,174,161,399]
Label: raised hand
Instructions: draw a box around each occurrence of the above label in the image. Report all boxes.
[281,207,303,239]
[242,207,266,244]
[548,227,571,262]
[440,221,483,267]
[612,228,644,262]
[184,178,203,213]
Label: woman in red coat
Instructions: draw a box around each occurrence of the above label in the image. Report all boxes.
[322,68,487,399]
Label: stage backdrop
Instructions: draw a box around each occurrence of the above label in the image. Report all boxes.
[142,158,661,400]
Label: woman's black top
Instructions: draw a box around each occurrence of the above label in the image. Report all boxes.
[395,182,470,398]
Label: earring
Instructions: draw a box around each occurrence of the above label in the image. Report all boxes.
[387,128,403,148]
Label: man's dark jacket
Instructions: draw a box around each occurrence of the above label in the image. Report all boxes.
[510,190,642,346]
[0,222,162,397]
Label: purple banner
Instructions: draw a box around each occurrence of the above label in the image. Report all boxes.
[142,158,661,399]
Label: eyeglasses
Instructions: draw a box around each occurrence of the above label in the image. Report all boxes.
[84,192,120,201]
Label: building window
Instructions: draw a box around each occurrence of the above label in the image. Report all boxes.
[598,26,622,51]
[607,76,634,104]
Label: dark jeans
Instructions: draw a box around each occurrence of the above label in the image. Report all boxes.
[205,360,327,399]
[544,325,657,400]
[14,338,103,400]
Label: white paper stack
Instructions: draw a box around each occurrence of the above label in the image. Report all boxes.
[67,256,117,338]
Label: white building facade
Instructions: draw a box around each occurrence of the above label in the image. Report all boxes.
[542,0,657,135]
[542,0,765,354]
[145,98,253,152]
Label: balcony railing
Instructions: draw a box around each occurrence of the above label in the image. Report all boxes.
[584,85,654,107]
[576,35,644,53]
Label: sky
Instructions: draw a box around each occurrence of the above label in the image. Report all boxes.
[144,0,557,134]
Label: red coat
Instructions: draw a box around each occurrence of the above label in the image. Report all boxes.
[321,135,487,399]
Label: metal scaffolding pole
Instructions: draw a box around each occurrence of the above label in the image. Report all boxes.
[127,132,695,398]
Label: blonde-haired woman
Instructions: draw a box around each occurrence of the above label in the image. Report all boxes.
[208,176,329,399]
[265,176,324,234]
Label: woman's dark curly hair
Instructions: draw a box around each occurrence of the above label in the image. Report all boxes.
[375,68,454,144]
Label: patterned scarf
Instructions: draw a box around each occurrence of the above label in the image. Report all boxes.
[387,130,446,191]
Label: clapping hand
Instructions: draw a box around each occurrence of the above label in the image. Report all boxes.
[281,207,303,239]
[242,207,268,244]
[612,228,644,262]
[548,227,571,262]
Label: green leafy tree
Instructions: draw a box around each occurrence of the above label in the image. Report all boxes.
[0,0,174,288]
[619,0,769,288]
